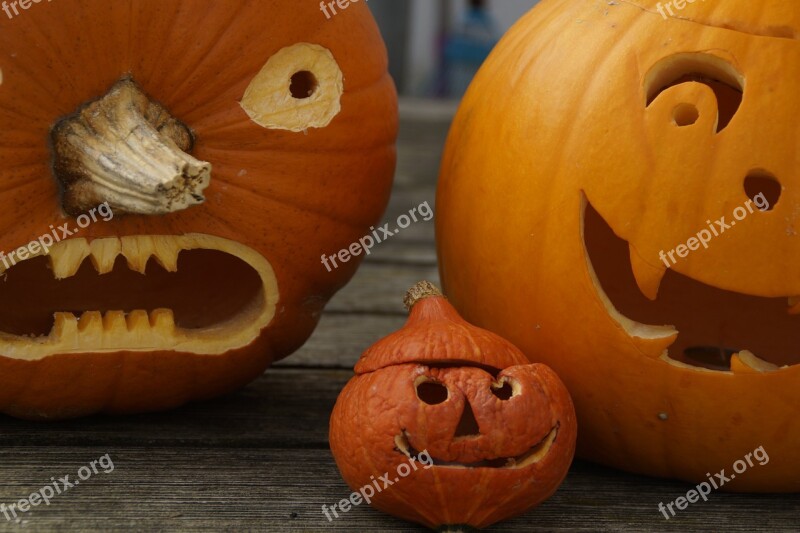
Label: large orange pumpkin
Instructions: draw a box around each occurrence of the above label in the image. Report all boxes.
[437,0,800,491]
[0,0,396,419]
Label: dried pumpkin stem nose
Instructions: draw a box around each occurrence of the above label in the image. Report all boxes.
[51,77,211,216]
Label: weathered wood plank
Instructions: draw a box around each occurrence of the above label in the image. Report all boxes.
[0,447,796,532]
[0,367,797,532]
[278,313,406,369]
[0,369,348,449]
[366,239,438,265]
[365,187,437,244]
[325,263,440,314]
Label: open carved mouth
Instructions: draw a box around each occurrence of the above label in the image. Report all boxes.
[394,425,558,470]
[583,198,798,372]
[0,234,278,360]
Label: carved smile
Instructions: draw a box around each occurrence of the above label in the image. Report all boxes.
[394,425,559,470]
[583,198,798,372]
[0,234,278,360]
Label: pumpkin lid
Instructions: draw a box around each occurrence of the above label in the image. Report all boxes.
[354,281,530,374]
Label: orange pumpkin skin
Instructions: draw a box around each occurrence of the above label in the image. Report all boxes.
[0,339,272,420]
[437,0,800,490]
[330,284,576,529]
[0,1,396,419]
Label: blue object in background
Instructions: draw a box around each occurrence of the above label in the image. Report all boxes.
[441,0,499,97]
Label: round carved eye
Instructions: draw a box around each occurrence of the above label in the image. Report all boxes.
[491,381,514,401]
[416,380,448,405]
[240,42,343,132]
[672,103,699,127]
[644,52,744,133]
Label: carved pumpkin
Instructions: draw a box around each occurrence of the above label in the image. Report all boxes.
[329,282,576,529]
[437,0,800,490]
[0,1,396,419]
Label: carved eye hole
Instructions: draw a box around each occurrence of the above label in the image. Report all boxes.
[290,71,318,99]
[672,103,699,127]
[744,170,782,211]
[644,52,744,133]
[416,380,448,405]
[491,378,518,401]
[240,43,343,132]
[491,381,514,400]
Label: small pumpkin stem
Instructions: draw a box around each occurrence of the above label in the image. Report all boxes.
[51,77,211,216]
[403,280,444,311]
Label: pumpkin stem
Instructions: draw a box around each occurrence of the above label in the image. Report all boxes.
[403,280,444,311]
[51,77,211,216]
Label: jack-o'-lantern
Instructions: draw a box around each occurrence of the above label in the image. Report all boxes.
[330,282,576,529]
[0,0,396,419]
[437,0,800,491]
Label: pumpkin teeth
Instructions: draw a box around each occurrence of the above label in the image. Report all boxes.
[52,312,79,338]
[51,309,178,347]
[101,310,127,332]
[0,234,279,359]
[731,350,781,373]
[89,237,122,274]
[149,308,176,331]
[77,311,103,336]
[49,238,91,279]
[48,236,183,277]
[628,243,666,301]
[151,238,181,273]
[120,235,156,274]
[126,309,150,330]
[587,200,799,370]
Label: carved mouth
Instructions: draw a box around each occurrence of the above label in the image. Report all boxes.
[394,426,558,470]
[0,234,278,360]
[583,198,798,372]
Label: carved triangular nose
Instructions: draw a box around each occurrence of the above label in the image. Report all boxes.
[454,401,480,438]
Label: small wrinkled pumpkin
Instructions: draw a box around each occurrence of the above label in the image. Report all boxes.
[330,282,576,530]
[0,1,396,419]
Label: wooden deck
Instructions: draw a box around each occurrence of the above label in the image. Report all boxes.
[0,100,797,532]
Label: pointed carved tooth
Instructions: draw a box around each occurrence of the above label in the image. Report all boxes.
[629,244,666,301]
[152,236,181,272]
[788,296,800,315]
[102,310,127,334]
[88,238,122,274]
[49,239,91,279]
[150,308,176,332]
[121,236,155,274]
[77,311,103,336]
[52,312,79,340]
[126,310,151,331]
[731,350,780,373]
